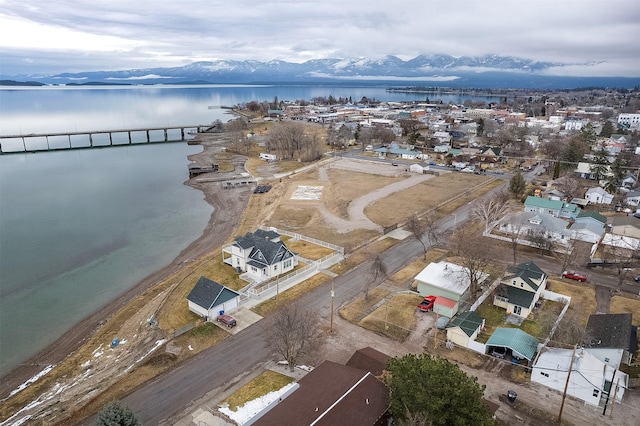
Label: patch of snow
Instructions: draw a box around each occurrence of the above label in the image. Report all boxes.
[0,414,31,426]
[219,383,297,425]
[188,345,193,351]
[4,364,55,400]
[91,344,103,355]
[296,365,314,372]
[119,339,127,344]
[93,350,104,358]
[80,360,91,368]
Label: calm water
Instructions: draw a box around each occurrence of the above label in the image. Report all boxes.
[0,84,497,378]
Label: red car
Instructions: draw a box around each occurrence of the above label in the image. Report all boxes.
[562,270,587,282]
[216,314,237,327]
[417,295,436,312]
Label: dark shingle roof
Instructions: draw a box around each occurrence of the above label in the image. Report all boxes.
[447,311,484,337]
[503,261,546,291]
[233,231,294,267]
[583,313,636,351]
[498,284,535,309]
[186,276,239,310]
[254,361,388,426]
[345,347,390,376]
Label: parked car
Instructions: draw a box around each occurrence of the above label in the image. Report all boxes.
[216,314,237,327]
[493,169,504,175]
[634,275,640,282]
[491,346,507,359]
[562,270,587,282]
[391,162,399,166]
[417,295,436,312]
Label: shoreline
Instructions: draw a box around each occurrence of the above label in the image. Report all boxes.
[0,137,251,400]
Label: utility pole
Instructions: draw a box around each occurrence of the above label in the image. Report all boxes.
[330,280,335,332]
[609,378,621,418]
[558,345,576,423]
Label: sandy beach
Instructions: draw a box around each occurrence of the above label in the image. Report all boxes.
[0,135,252,400]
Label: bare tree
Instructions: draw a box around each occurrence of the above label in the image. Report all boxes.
[502,213,525,265]
[538,308,587,346]
[470,193,510,234]
[601,237,637,289]
[449,228,495,296]
[406,214,428,259]
[529,229,554,255]
[367,254,388,300]
[267,302,324,371]
[266,122,323,161]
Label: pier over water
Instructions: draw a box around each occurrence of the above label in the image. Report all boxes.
[0,125,210,154]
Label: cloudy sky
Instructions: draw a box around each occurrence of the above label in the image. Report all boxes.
[1,0,639,77]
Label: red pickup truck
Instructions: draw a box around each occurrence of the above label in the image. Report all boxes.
[417,295,436,312]
[562,270,587,282]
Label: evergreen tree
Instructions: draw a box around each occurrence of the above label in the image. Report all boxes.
[385,354,497,426]
[509,170,526,199]
[561,137,587,170]
[599,121,615,138]
[578,123,597,146]
[96,401,140,426]
[477,118,485,136]
[590,147,610,181]
[604,157,625,194]
[553,161,561,179]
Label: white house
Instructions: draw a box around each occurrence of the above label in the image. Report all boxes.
[497,211,572,248]
[414,261,488,317]
[409,163,430,174]
[585,186,613,205]
[186,276,241,320]
[532,347,628,407]
[222,229,298,282]
[618,113,640,129]
[571,211,606,243]
[624,190,640,206]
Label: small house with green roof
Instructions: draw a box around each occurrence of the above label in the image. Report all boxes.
[446,311,485,347]
[486,328,539,363]
[494,262,547,319]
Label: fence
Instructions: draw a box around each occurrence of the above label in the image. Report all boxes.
[259,226,345,254]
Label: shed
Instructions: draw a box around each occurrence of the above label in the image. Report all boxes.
[485,328,539,361]
[446,311,485,347]
[186,276,241,320]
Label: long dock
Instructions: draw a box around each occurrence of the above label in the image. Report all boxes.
[0,125,210,154]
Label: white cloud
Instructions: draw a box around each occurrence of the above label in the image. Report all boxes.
[0,0,639,77]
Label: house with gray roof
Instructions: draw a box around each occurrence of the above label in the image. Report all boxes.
[497,211,572,249]
[583,313,637,368]
[624,190,640,207]
[186,276,241,320]
[222,229,298,282]
[493,262,547,319]
[571,211,607,243]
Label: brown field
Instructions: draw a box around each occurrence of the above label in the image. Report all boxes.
[610,295,640,326]
[359,293,423,341]
[324,169,401,218]
[546,278,597,325]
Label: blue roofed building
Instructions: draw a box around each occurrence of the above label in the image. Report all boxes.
[186,276,241,320]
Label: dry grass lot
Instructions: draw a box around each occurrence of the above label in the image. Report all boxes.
[221,370,294,411]
[359,293,423,341]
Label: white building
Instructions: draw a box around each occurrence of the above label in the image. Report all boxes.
[532,347,628,407]
[585,186,613,205]
[617,113,640,129]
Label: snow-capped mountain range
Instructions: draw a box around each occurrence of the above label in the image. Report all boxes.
[4,54,636,88]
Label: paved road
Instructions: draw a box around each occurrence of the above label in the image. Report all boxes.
[101,168,638,424]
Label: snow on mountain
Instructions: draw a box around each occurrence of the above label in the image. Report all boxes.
[3,54,618,88]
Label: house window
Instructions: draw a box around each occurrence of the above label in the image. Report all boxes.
[512,280,516,286]
[251,266,257,273]
[540,372,549,377]
[284,259,292,268]
[513,306,522,315]
[593,389,599,397]
[274,264,278,271]
[604,357,610,363]
[520,283,524,288]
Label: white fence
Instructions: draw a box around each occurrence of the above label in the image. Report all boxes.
[261,226,344,254]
